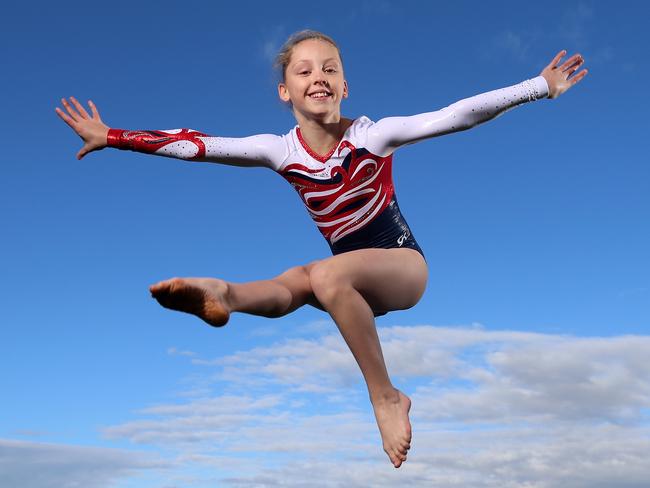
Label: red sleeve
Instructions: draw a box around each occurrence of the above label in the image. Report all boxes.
[106,128,209,159]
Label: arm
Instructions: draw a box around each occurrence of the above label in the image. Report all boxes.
[367,50,587,157]
[55,97,285,170]
[366,76,549,157]
[106,128,285,170]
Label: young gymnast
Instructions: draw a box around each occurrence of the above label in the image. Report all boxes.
[56,30,587,468]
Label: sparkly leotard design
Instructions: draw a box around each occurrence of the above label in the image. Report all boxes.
[107,76,550,260]
[278,118,423,257]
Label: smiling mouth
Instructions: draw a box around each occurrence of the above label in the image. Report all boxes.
[308,91,332,100]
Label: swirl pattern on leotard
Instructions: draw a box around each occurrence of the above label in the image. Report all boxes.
[281,140,394,244]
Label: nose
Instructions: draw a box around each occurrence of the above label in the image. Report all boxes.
[312,70,328,85]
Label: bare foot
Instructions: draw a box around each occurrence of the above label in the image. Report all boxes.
[149,277,231,327]
[372,389,412,468]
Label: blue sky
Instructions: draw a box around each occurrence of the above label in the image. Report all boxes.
[1,1,649,486]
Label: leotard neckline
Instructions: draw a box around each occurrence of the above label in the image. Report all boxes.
[295,118,357,163]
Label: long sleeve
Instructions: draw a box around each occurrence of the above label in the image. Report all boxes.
[106,128,287,171]
[365,76,549,157]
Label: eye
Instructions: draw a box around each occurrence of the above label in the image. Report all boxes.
[325,67,337,73]
[299,70,311,76]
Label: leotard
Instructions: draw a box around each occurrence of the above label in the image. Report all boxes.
[107,76,549,261]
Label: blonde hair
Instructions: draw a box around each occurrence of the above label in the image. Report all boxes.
[274,30,343,82]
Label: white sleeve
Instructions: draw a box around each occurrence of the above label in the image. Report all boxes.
[197,133,287,171]
[106,128,288,172]
[365,76,549,157]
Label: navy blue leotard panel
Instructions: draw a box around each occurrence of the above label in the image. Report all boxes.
[328,194,425,262]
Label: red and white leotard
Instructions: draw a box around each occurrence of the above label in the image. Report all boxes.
[107,76,549,258]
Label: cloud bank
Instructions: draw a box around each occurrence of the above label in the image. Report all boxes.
[98,324,650,487]
[0,439,165,488]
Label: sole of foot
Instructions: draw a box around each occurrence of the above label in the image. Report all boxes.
[149,277,230,327]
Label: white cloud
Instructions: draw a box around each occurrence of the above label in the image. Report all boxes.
[410,332,650,424]
[0,439,166,488]
[200,423,650,488]
[167,346,197,357]
[100,324,650,486]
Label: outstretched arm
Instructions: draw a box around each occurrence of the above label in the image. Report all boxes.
[55,97,285,170]
[366,50,587,157]
[105,127,285,169]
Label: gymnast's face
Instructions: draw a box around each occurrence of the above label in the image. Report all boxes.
[278,39,348,122]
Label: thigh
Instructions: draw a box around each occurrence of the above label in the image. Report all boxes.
[309,248,428,313]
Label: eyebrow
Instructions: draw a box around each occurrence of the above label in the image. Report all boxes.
[293,57,339,65]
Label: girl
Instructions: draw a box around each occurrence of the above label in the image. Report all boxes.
[55,30,587,468]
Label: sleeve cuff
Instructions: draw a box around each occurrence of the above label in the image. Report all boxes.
[532,75,550,99]
[107,128,125,148]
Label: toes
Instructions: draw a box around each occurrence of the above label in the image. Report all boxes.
[150,279,186,309]
[386,449,398,465]
[392,447,407,461]
[386,447,408,468]
[149,281,164,293]
[167,277,184,292]
[150,278,177,295]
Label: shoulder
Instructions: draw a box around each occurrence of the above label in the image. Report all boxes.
[344,115,375,146]
[350,115,375,133]
[348,115,397,157]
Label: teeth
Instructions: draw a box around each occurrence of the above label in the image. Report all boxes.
[310,92,330,98]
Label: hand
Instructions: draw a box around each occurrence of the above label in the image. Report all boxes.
[55,97,110,160]
[540,50,588,99]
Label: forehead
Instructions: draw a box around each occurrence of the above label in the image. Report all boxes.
[289,39,341,64]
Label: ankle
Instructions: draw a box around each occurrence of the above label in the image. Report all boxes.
[370,387,400,406]
[221,280,234,312]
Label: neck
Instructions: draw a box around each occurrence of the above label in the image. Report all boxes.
[294,111,352,157]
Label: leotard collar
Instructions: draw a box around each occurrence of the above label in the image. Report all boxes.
[296,119,357,163]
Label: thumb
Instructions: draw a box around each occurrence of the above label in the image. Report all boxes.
[77,141,98,160]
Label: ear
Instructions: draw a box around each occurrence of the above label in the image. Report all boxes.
[342,80,349,99]
[278,83,291,103]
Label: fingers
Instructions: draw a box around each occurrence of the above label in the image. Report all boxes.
[548,49,566,69]
[55,106,77,129]
[560,53,583,72]
[69,96,91,119]
[60,97,81,122]
[88,100,101,120]
[570,68,588,85]
[57,97,100,122]
[547,50,583,73]
[562,55,587,88]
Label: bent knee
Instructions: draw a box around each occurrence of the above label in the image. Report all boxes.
[308,262,350,303]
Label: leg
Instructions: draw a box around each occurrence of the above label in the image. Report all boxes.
[149,261,325,327]
[228,262,326,316]
[308,248,428,468]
